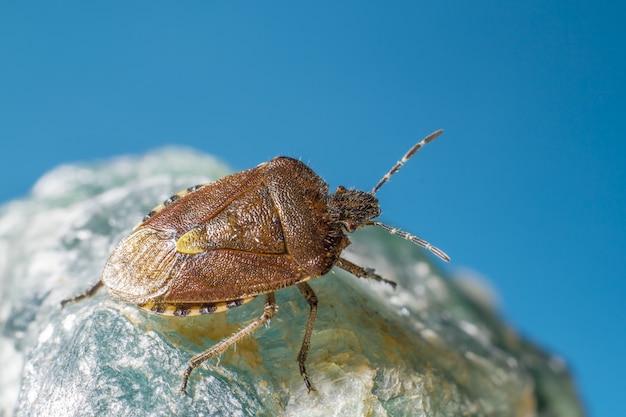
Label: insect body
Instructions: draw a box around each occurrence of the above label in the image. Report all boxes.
[63,130,449,394]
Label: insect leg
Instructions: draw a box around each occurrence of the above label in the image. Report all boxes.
[60,280,104,307]
[296,282,318,392]
[180,292,276,394]
[335,257,397,289]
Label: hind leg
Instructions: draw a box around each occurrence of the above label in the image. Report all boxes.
[61,280,104,307]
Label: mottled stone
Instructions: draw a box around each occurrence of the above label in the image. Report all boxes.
[0,148,584,416]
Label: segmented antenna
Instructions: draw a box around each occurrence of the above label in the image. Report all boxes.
[371,129,443,195]
[369,129,450,263]
[370,221,450,262]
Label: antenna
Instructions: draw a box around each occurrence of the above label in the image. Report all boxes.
[369,129,450,262]
[369,221,451,262]
[371,129,443,195]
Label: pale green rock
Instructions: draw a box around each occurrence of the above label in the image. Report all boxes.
[0,148,584,416]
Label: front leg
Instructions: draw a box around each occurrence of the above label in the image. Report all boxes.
[336,257,397,289]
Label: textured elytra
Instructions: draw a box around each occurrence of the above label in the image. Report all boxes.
[102,157,347,306]
[142,184,206,222]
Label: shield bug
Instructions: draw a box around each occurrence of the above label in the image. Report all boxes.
[62,129,450,394]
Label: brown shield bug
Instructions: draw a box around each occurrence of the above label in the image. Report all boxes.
[62,129,450,394]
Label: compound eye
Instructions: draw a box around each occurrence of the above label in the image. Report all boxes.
[342,221,358,233]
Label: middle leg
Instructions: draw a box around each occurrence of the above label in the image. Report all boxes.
[180,292,276,394]
[296,282,318,392]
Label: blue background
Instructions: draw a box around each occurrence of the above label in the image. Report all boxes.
[1,2,624,415]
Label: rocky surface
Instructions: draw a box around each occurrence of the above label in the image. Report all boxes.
[0,148,585,416]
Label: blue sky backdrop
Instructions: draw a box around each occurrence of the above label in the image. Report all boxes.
[1,2,624,415]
